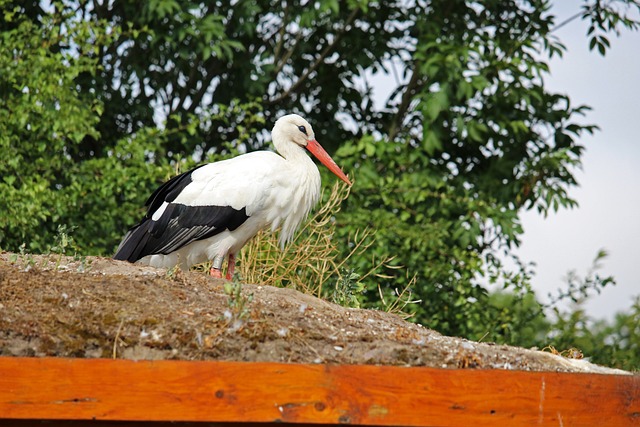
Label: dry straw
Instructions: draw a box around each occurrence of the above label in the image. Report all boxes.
[194,181,419,318]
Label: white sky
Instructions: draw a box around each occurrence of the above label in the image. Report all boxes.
[516,2,640,319]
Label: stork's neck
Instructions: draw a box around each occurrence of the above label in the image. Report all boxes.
[270,129,322,247]
[272,130,315,168]
[270,127,321,192]
[276,141,320,190]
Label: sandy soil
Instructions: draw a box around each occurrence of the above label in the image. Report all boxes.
[0,252,630,374]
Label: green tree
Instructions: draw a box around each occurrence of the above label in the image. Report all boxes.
[0,3,108,250]
[0,1,263,252]
[332,1,640,339]
[70,0,402,154]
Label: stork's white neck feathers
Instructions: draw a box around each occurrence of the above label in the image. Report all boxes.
[270,115,322,246]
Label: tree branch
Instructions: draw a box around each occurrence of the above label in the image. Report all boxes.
[267,7,361,105]
[552,5,594,33]
[186,60,224,114]
[272,31,303,78]
[273,3,290,64]
[387,63,424,141]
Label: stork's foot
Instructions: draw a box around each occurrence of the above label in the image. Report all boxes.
[210,255,225,279]
[209,267,223,279]
[208,254,235,280]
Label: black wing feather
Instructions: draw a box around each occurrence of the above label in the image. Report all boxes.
[114,171,250,263]
[145,164,207,215]
[141,204,248,256]
[113,221,153,262]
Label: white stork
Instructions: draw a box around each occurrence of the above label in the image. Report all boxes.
[113,114,351,279]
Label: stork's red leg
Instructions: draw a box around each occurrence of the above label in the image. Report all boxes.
[226,253,236,281]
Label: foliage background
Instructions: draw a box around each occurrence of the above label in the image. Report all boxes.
[1,0,638,370]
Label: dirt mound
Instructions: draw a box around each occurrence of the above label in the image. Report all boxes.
[0,253,629,374]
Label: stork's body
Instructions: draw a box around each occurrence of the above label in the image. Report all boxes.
[114,114,351,279]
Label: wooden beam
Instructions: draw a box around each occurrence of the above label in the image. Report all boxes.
[0,357,638,426]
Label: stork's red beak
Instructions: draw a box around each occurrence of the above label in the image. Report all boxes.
[306,139,352,186]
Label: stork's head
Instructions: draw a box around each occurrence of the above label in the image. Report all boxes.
[274,114,316,148]
[273,114,351,186]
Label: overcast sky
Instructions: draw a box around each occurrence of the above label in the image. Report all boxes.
[515,2,640,319]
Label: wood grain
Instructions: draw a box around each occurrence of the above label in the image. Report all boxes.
[0,357,638,426]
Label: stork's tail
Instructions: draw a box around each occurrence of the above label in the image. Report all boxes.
[113,220,152,263]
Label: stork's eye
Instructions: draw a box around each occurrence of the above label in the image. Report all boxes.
[298,125,308,135]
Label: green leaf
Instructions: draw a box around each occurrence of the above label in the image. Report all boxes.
[364,141,376,157]
[423,90,449,122]
[422,130,442,156]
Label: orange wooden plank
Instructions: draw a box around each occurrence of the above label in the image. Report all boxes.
[0,357,638,426]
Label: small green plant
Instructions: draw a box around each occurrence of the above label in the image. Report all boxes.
[8,245,23,263]
[73,252,92,272]
[7,227,93,272]
[50,225,78,255]
[48,225,80,270]
[222,280,254,327]
[327,269,364,308]
[8,243,37,270]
